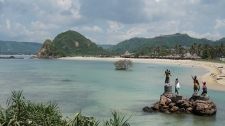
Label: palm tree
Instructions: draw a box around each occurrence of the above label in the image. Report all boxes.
[218,43,225,57]
[209,46,216,59]
[197,44,203,56]
[178,45,183,55]
[174,44,178,55]
[189,43,197,55]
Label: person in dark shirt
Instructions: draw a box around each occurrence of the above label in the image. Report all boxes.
[164,69,172,85]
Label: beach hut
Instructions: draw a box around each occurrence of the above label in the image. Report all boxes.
[121,51,132,58]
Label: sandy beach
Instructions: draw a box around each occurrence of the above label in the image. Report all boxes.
[60,57,225,91]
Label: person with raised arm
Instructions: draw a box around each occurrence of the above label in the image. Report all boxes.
[164,69,172,85]
[191,75,200,94]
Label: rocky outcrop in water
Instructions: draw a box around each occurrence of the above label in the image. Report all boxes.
[143,85,217,116]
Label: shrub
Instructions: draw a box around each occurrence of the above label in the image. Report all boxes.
[114,59,133,70]
[104,111,131,126]
[0,90,131,126]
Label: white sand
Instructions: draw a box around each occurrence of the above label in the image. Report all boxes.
[59,57,225,91]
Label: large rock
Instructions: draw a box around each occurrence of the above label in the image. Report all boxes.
[181,101,190,108]
[152,102,160,110]
[192,101,217,116]
[143,106,154,112]
[160,96,167,106]
[168,102,176,108]
[144,92,217,116]
[170,106,179,112]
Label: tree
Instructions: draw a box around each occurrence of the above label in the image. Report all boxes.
[174,44,178,55]
[197,44,203,56]
[189,43,197,55]
[202,49,211,59]
[114,59,133,70]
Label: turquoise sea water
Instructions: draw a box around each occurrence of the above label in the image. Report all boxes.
[0,56,225,126]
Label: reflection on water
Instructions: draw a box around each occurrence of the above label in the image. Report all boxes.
[0,59,224,126]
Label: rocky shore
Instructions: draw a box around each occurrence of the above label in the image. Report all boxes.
[143,85,217,116]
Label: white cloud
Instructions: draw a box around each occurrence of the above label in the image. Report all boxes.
[56,0,73,10]
[155,0,161,3]
[32,0,82,25]
[71,26,103,33]
[34,0,75,11]
[214,19,225,30]
[0,0,225,44]
[31,21,59,30]
[182,30,212,39]
[6,19,10,29]
[81,26,103,33]
[107,21,124,33]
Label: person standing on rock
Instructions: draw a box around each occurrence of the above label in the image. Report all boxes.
[201,82,207,95]
[191,75,200,94]
[164,69,172,85]
[175,77,180,95]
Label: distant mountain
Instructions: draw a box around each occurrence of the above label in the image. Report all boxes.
[214,37,225,45]
[36,30,110,58]
[0,40,42,54]
[107,33,224,53]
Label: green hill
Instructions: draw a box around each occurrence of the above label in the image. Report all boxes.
[53,30,108,56]
[0,40,42,54]
[214,37,225,45]
[36,30,110,58]
[35,39,66,58]
[107,33,214,53]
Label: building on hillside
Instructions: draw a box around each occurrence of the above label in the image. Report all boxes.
[121,51,132,58]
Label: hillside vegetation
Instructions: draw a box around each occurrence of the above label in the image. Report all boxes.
[35,39,66,58]
[35,31,225,59]
[36,30,111,58]
[0,40,41,54]
[107,33,215,53]
[53,30,108,56]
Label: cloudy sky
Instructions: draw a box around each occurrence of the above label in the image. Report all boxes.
[0,0,225,45]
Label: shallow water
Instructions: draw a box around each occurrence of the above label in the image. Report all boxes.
[0,58,224,126]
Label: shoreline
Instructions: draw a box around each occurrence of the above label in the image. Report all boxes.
[59,57,225,91]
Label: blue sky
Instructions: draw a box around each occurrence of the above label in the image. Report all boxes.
[0,0,225,45]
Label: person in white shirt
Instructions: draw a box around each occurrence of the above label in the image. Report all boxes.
[175,77,180,95]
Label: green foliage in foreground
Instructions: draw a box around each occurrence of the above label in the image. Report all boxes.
[104,111,131,126]
[0,90,131,126]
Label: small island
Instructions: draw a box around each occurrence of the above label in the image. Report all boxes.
[34,30,108,59]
